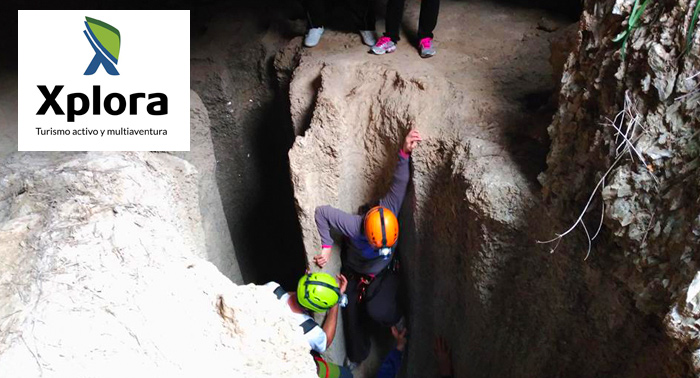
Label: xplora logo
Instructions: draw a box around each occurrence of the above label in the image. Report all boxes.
[83,16,120,76]
[36,16,168,122]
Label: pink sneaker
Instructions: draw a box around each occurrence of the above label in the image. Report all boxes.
[419,38,436,58]
[371,36,397,55]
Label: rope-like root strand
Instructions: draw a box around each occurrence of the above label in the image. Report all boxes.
[677,71,700,102]
[612,108,625,151]
[537,235,563,253]
[604,95,660,186]
[536,153,624,252]
[537,129,652,256]
[605,116,647,166]
[539,92,660,259]
[581,217,593,260]
[591,178,605,241]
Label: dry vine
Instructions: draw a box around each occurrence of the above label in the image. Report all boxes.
[538,92,657,259]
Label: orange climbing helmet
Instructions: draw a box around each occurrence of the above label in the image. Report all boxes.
[364,206,399,253]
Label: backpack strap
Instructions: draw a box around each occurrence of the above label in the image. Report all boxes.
[300,318,318,334]
[273,285,286,300]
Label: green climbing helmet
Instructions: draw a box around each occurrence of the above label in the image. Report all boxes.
[297,272,340,313]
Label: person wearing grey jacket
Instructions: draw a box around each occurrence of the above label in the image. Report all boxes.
[313,130,422,365]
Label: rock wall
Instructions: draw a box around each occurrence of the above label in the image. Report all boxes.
[171,91,242,283]
[541,0,700,374]
[0,152,316,378]
[282,0,687,377]
[0,73,17,160]
[190,5,307,287]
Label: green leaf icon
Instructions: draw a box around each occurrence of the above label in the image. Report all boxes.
[85,17,120,63]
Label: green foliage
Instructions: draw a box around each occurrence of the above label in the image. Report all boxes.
[613,0,652,60]
[686,1,700,54]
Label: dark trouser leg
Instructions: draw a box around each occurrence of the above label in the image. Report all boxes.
[417,0,440,40]
[364,0,376,31]
[348,0,376,30]
[384,0,406,42]
[302,0,325,28]
[342,275,371,363]
[364,271,402,326]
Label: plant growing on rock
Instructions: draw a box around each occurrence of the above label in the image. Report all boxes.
[686,0,700,53]
[613,0,652,60]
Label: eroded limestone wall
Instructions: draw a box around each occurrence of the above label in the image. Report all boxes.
[0,152,316,378]
[541,0,700,374]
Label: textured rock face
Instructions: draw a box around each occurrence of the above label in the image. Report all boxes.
[283,1,687,377]
[0,152,316,378]
[172,91,242,283]
[0,73,17,160]
[190,7,307,287]
[541,0,700,374]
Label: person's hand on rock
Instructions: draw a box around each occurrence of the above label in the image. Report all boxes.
[313,247,331,268]
[336,274,348,295]
[403,129,422,154]
[391,326,408,352]
[434,336,453,377]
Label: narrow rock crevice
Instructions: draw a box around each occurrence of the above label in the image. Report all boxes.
[190,7,308,288]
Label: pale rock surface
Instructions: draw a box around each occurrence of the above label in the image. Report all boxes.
[0,152,316,378]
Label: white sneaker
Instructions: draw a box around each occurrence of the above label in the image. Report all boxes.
[304,27,325,47]
[359,30,377,46]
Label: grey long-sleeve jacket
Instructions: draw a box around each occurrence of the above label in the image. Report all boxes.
[314,151,410,275]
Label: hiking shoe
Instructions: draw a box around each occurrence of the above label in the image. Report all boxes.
[371,36,397,55]
[419,37,436,58]
[304,27,324,47]
[359,30,377,46]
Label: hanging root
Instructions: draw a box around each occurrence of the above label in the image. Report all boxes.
[538,93,658,259]
[536,153,624,260]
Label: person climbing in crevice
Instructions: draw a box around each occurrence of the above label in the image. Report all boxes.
[376,326,454,378]
[300,0,378,48]
[265,272,353,378]
[313,129,422,367]
[371,0,440,58]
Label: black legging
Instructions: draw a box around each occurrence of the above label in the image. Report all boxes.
[342,269,402,363]
[301,0,376,30]
[384,0,440,42]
